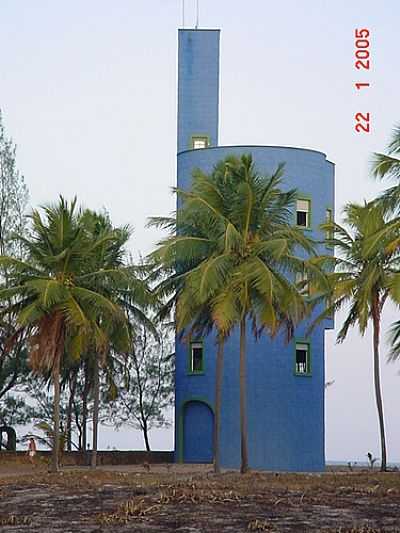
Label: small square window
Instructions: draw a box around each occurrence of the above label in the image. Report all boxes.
[296,199,310,228]
[295,271,309,295]
[295,342,311,375]
[190,342,204,373]
[192,137,208,150]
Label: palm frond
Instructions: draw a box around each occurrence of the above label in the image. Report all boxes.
[25,279,68,309]
[387,319,400,361]
[372,153,400,180]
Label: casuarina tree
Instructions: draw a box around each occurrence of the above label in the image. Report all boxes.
[0,109,30,413]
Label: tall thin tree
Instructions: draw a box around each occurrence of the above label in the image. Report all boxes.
[0,197,129,472]
[151,155,315,472]
[0,109,29,410]
[315,201,400,471]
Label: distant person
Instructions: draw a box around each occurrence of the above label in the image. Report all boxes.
[27,437,37,465]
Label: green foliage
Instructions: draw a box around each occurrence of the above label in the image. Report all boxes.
[24,420,67,453]
[0,109,30,423]
[21,370,97,451]
[0,197,135,469]
[150,154,320,472]
[0,394,35,426]
[317,202,400,341]
[372,124,400,212]
[0,109,29,258]
[0,198,131,371]
[74,210,153,463]
[150,154,316,338]
[315,200,400,471]
[105,321,174,451]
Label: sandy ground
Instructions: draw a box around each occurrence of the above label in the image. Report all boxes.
[0,462,399,532]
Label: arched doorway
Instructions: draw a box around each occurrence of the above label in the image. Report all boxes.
[183,400,214,463]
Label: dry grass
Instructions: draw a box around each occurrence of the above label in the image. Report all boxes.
[326,526,399,533]
[0,514,32,526]
[157,481,242,504]
[247,518,277,531]
[97,480,243,523]
[97,499,158,524]
[0,467,174,489]
[94,471,400,529]
[0,465,400,531]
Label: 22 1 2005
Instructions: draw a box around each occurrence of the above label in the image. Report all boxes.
[354,28,371,133]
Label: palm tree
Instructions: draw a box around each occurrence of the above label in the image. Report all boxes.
[78,210,130,468]
[151,155,315,473]
[178,303,228,474]
[149,230,228,473]
[0,197,129,472]
[76,210,153,468]
[372,124,400,211]
[149,161,239,474]
[318,201,400,471]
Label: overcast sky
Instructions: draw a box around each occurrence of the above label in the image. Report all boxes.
[1,0,399,462]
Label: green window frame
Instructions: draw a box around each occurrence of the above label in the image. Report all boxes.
[191,135,210,150]
[294,340,312,376]
[295,198,311,229]
[188,341,205,374]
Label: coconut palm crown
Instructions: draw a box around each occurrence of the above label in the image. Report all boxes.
[150,154,319,472]
[77,209,154,468]
[372,124,400,212]
[0,197,131,472]
[316,201,400,471]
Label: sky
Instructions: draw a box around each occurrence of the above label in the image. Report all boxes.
[1,0,399,462]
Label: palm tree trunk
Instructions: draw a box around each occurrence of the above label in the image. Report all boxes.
[214,339,224,474]
[82,361,90,455]
[91,355,99,468]
[74,404,83,452]
[239,317,249,473]
[51,352,61,473]
[372,301,387,471]
[66,371,77,452]
[51,327,64,473]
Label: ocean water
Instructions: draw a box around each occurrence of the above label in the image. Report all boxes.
[327,460,400,468]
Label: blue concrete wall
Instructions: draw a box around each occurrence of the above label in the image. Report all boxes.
[175,27,335,472]
[177,29,220,152]
[175,146,335,471]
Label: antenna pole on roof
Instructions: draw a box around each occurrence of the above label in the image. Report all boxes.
[182,0,185,28]
[195,0,199,29]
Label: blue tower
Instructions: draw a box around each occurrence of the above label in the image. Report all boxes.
[175,29,334,471]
